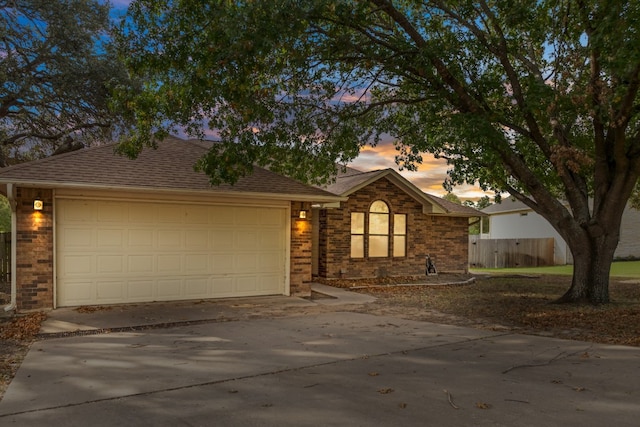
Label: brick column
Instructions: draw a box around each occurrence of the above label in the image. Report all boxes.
[289,201,312,297]
[15,187,54,311]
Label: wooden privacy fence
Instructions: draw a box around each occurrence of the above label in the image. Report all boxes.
[0,232,9,282]
[469,236,555,268]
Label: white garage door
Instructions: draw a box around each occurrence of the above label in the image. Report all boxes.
[56,199,287,307]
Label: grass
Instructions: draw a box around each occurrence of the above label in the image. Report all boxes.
[356,274,640,347]
[471,260,640,278]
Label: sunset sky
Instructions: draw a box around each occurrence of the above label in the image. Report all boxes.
[347,140,486,200]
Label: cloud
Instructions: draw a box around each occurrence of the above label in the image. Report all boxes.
[349,139,490,200]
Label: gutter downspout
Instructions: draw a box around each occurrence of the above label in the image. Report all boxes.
[4,183,16,312]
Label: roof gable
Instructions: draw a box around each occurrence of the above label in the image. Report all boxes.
[0,136,342,202]
[323,166,482,217]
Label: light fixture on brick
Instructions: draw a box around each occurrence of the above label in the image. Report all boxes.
[299,210,307,219]
[33,197,43,211]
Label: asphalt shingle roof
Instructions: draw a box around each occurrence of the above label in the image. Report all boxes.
[481,198,529,214]
[0,136,341,202]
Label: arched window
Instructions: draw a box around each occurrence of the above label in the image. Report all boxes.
[368,201,389,257]
[350,200,406,258]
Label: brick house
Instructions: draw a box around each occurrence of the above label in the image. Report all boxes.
[0,137,479,312]
[313,167,479,280]
[0,137,342,311]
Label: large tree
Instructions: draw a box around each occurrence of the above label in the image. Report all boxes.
[0,0,133,166]
[118,0,640,304]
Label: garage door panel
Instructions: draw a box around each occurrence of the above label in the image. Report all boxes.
[211,254,234,274]
[185,206,208,224]
[209,206,234,224]
[128,229,154,247]
[158,230,181,248]
[236,253,258,272]
[259,253,282,271]
[185,254,208,273]
[128,204,152,223]
[58,280,94,305]
[210,277,234,295]
[157,279,182,298]
[97,229,123,248]
[96,280,125,301]
[260,230,283,249]
[126,280,154,299]
[185,230,209,249]
[158,254,182,272]
[57,199,287,307]
[185,278,208,297]
[61,228,93,248]
[97,255,123,274]
[236,276,258,292]
[61,200,96,222]
[237,231,259,250]
[128,255,154,273]
[260,209,285,226]
[158,205,183,223]
[235,208,258,225]
[60,255,93,275]
[97,202,127,222]
[260,275,281,291]
[211,229,234,249]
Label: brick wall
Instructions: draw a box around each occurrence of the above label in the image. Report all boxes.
[318,178,469,279]
[15,187,54,311]
[289,201,312,297]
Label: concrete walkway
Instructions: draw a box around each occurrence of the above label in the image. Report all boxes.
[1,289,639,426]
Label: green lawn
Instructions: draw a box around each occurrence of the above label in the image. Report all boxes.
[471,260,640,278]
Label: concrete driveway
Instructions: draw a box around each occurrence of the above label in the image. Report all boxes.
[1,287,639,426]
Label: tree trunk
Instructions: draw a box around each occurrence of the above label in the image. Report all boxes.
[557,230,618,305]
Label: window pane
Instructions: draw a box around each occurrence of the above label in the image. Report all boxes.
[369,236,388,257]
[393,236,406,257]
[394,214,406,235]
[351,235,364,258]
[370,200,389,213]
[351,212,364,234]
[369,213,389,235]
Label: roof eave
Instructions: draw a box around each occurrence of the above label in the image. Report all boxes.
[0,180,346,203]
[429,211,485,218]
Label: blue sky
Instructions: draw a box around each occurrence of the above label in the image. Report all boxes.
[105,0,487,201]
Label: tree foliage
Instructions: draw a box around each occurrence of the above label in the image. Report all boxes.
[443,192,462,204]
[0,196,10,232]
[467,195,492,235]
[119,0,640,304]
[0,0,133,166]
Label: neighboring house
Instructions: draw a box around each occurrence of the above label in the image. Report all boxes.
[0,137,481,311]
[313,167,480,279]
[481,198,640,265]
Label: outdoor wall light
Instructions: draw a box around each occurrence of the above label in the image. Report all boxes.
[299,210,307,219]
[33,198,43,211]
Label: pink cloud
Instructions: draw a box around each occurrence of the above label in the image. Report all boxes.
[349,140,490,201]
